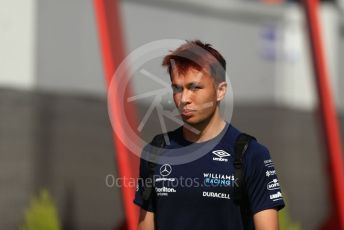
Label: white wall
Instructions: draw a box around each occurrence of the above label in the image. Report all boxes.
[120,1,280,105]
[0,0,341,112]
[320,4,341,112]
[35,0,105,97]
[120,1,341,111]
[0,0,37,89]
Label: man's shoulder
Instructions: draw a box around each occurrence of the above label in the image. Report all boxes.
[244,136,271,165]
[229,125,270,160]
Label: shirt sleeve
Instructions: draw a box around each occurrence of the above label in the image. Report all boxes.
[133,144,156,212]
[243,141,285,214]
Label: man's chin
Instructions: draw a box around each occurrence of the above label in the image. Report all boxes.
[181,115,212,128]
[182,117,202,126]
[182,118,195,125]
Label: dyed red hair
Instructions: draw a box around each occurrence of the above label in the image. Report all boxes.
[162,40,226,83]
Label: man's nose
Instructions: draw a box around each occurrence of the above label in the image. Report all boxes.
[181,89,191,104]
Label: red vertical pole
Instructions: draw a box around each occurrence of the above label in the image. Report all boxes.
[303,0,344,229]
[93,1,139,230]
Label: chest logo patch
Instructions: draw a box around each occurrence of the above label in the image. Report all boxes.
[212,150,230,162]
[160,164,172,177]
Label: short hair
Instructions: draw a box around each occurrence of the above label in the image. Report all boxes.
[162,40,226,83]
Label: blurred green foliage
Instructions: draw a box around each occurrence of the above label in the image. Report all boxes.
[279,197,301,230]
[21,189,61,230]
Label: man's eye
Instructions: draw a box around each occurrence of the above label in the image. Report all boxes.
[172,86,182,93]
[190,85,201,91]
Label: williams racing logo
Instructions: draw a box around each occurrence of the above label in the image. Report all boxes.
[203,173,235,187]
[212,150,230,162]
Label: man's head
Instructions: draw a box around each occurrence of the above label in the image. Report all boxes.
[162,40,226,84]
[162,40,227,126]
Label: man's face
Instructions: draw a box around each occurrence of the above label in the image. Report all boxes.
[170,67,223,125]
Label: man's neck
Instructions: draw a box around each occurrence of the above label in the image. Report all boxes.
[182,110,226,143]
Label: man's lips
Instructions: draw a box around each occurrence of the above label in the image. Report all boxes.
[181,109,196,116]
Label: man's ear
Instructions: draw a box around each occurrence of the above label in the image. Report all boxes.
[216,81,227,101]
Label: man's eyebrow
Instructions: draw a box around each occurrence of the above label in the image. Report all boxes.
[171,83,181,88]
[186,82,202,87]
[171,82,201,88]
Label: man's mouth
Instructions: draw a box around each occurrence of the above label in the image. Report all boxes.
[181,109,196,116]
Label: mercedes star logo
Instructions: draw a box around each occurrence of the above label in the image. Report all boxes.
[160,164,172,177]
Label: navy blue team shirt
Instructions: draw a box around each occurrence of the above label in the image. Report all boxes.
[134,123,285,229]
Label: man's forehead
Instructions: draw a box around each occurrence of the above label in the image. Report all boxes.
[170,68,211,84]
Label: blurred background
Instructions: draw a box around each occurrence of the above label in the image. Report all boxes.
[1,0,344,229]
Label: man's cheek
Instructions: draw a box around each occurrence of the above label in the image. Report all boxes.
[172,96,179,105]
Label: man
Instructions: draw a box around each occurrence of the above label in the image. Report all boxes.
[134,40,285,230]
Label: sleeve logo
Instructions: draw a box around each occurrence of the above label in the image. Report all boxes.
[267,179,280,190]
